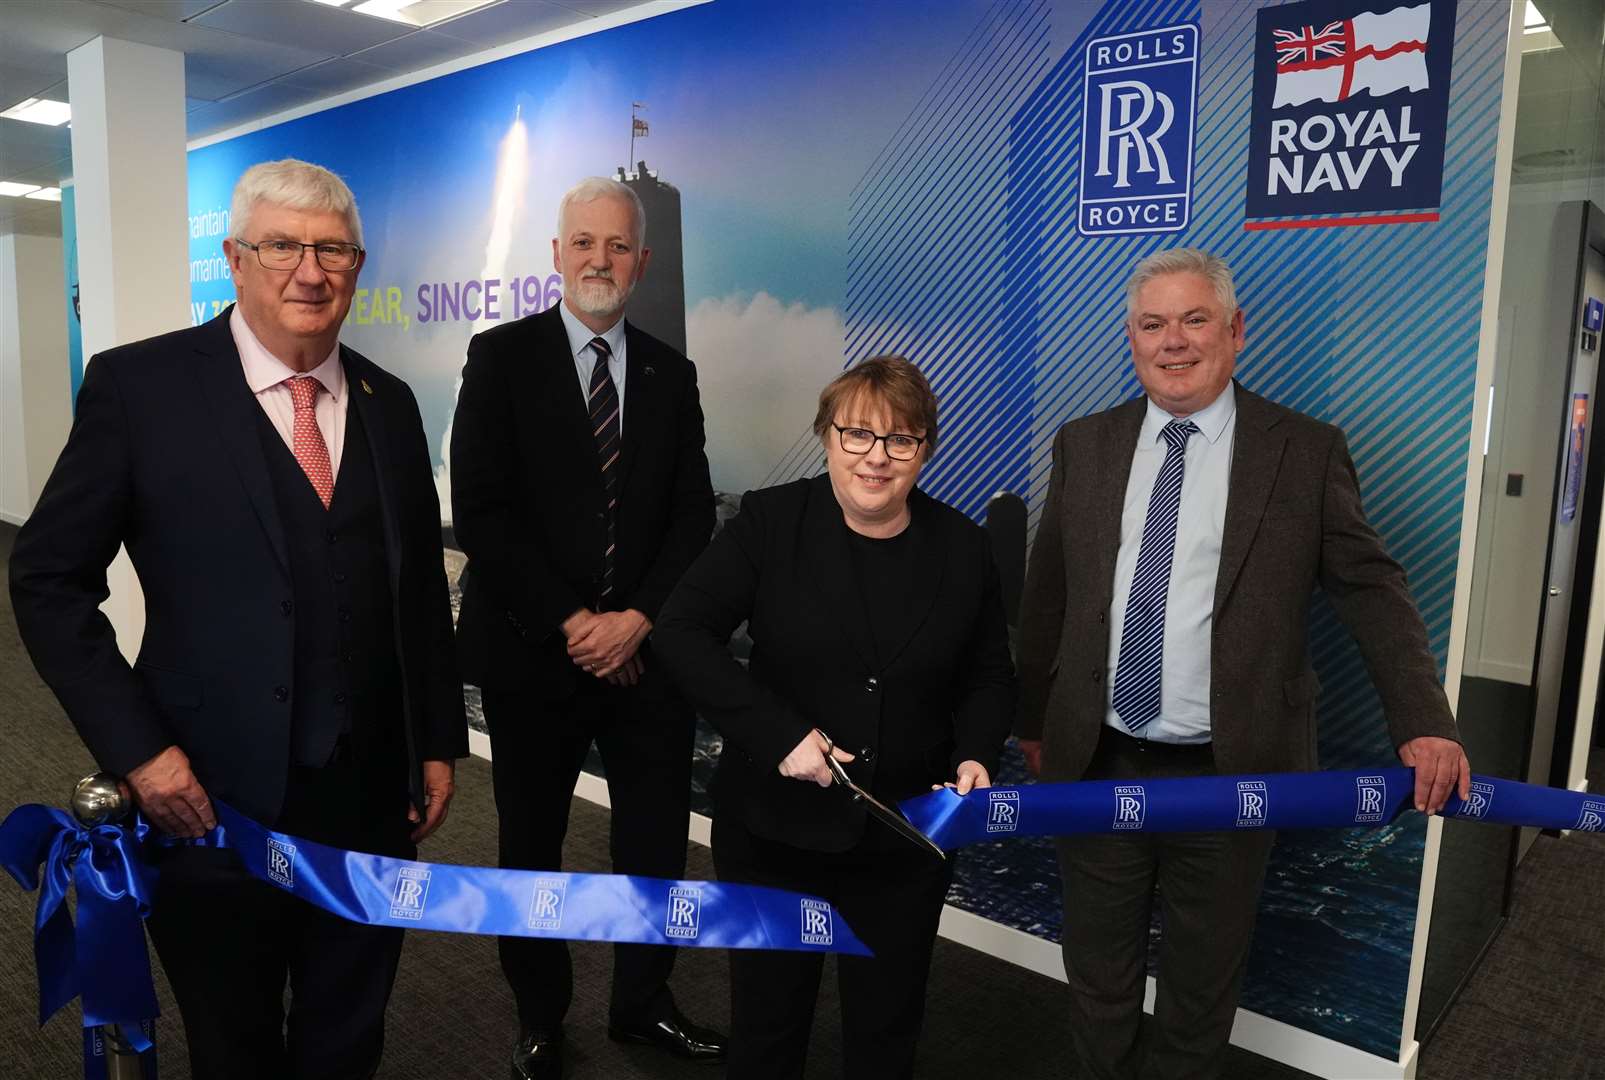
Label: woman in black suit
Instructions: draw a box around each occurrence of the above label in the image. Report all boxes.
[654,355,1016,1079]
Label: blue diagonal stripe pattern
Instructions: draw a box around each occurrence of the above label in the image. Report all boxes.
[588,337,619,599]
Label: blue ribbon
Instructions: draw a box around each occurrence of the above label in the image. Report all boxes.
[0,804,158,1054]
[211,804,872,956]
[899,767,1605,848]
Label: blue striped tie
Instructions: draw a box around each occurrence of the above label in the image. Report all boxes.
[1111,419,1199,733]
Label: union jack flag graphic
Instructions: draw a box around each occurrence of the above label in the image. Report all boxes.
[1273,21,1347,66]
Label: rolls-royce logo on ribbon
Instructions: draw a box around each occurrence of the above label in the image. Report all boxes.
[1113,785,1147,830]
[800,897,834,946]
[1355,775,1387,823]
[665,885,701,939]
[1076,23,1198,237]
[1575,800,1605,833]
[527,876,568,930]
[1245,0,1455,228]
[389,866,431,921]
[987,789,1020,833]
[1456,780,1495,820]
[266,838,297,889]
[1236,781,1269,827]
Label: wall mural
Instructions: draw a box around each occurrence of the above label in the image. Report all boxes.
[186,0,1508,1058]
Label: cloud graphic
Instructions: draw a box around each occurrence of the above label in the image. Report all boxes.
[685,292,847,495]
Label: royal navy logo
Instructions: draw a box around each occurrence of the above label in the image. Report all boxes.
[800,897,834,946]
[1113,785,1147,830]
[987,790,1020,833]
[527,876,568,930]
[1077,23,1199,237]
[1246,0,1456,227]
[1236,781,1269,828]
[665,886,701,940]
[1456,780,1494,820]
[1574,800,1605,833]
[1355,775,1387,823]
[266,838,297,889]
[389,866,431,922]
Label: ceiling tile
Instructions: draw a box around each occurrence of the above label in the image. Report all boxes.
[549,0,652,16]
[0,67,69,110]
[185,79,328,140]
[346,28,479,72]
[183,35,336,101]
[191,0,415,55]
[279,57,395,97]
[427,0,584,48]
[89,0,232,19]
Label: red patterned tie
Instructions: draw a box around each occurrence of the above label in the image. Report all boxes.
[287,376,334,509]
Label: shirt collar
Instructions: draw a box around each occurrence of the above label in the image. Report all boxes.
[558,300,626,361]
[230,304,345,401]
[1141,380,1236,446]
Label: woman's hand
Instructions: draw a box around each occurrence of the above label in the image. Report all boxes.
[932,760,991,795]
[778,729,856,787]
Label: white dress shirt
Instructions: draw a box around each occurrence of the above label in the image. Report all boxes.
[231,305,347,480]
[1104,382,1237,744]
[559,301,627,434]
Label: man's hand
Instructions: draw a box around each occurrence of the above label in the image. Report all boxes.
[933,760,991,795]
[1017,738,1043,778]
[1397,736,1471,814]
[561,607,598,641]
[779,730,855,787]
[408,759,456,843]
[127,745,216,838]
[568,609,650,678]
[606,654,645,687]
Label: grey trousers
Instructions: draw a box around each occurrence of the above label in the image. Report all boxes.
[1056,730,1277,1080]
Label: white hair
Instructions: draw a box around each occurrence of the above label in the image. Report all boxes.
[1125,247,1237,318]
[557,176,646,249]
[230,158,364,247]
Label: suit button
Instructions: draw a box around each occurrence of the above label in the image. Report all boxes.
[325,530,338,544]
[338,607,351,623]
[333,571,348,585]
[334,692,347,705]
[273,685,289,703]
[280,600,293,616]
[596,511,606,520]
[1091,669,1102,683]
[341,650,353,663]
[864,676,879,693]
[1098,612,1106,624]
[858,747,876,763]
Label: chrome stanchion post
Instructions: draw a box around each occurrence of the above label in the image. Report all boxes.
[69,773,146,1080]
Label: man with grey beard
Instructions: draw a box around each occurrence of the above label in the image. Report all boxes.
[450,177,721,1079]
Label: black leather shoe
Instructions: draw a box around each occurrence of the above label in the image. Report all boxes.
[607,1006,727,1063]
[510,1027,564,1080]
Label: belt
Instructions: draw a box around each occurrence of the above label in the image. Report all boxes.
[1099,725,1212,756]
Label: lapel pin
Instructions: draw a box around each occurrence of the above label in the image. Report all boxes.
[360,378,373,396]
[644,365,655,376]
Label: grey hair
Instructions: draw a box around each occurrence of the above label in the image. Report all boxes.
[557,177,647,249]
[1124,248,1237,318]
[231,158,363,247]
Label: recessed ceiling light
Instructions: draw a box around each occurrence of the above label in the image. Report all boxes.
[25,187,62,202]
[0,182,42,197]
[349,0,501,28]
[307,0,354,6]
[0,98,71,126]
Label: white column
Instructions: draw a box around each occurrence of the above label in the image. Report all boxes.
[67,36,190,660]
[0,233,71,524]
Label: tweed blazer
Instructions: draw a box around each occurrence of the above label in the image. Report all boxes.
[1015,382,1458,781]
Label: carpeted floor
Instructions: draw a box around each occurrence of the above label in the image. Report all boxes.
[1,517,1601,1078]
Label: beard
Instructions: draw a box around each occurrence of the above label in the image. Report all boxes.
[569,273,632,318]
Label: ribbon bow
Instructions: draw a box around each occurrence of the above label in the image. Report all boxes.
[0,804,158,1047]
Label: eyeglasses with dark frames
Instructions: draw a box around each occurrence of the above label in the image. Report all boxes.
[235,238,364,272]
[832,423,925,461]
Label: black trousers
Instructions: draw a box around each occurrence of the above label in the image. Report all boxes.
[1055,729,1277,1080]
[483,680,696,1030]
[145,746,415,1080]
[711,811,953,1080]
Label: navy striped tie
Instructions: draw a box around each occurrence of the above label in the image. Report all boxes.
[588,336,620,601]
[1111,419,1199,733]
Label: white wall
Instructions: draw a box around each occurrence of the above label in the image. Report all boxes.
[0,232,71,525]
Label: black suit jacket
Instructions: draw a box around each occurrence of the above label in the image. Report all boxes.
[653,476,1017,852]
[450,304,714,696]
[1016,382,1459,781]
[9,308,466,823]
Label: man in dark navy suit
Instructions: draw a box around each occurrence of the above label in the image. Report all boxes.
[11,158,466,1080]
[451,176,722,1079]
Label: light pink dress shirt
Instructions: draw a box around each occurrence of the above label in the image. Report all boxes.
[230,305,347,481]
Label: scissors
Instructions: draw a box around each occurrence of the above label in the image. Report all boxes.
[816,729,947,860]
